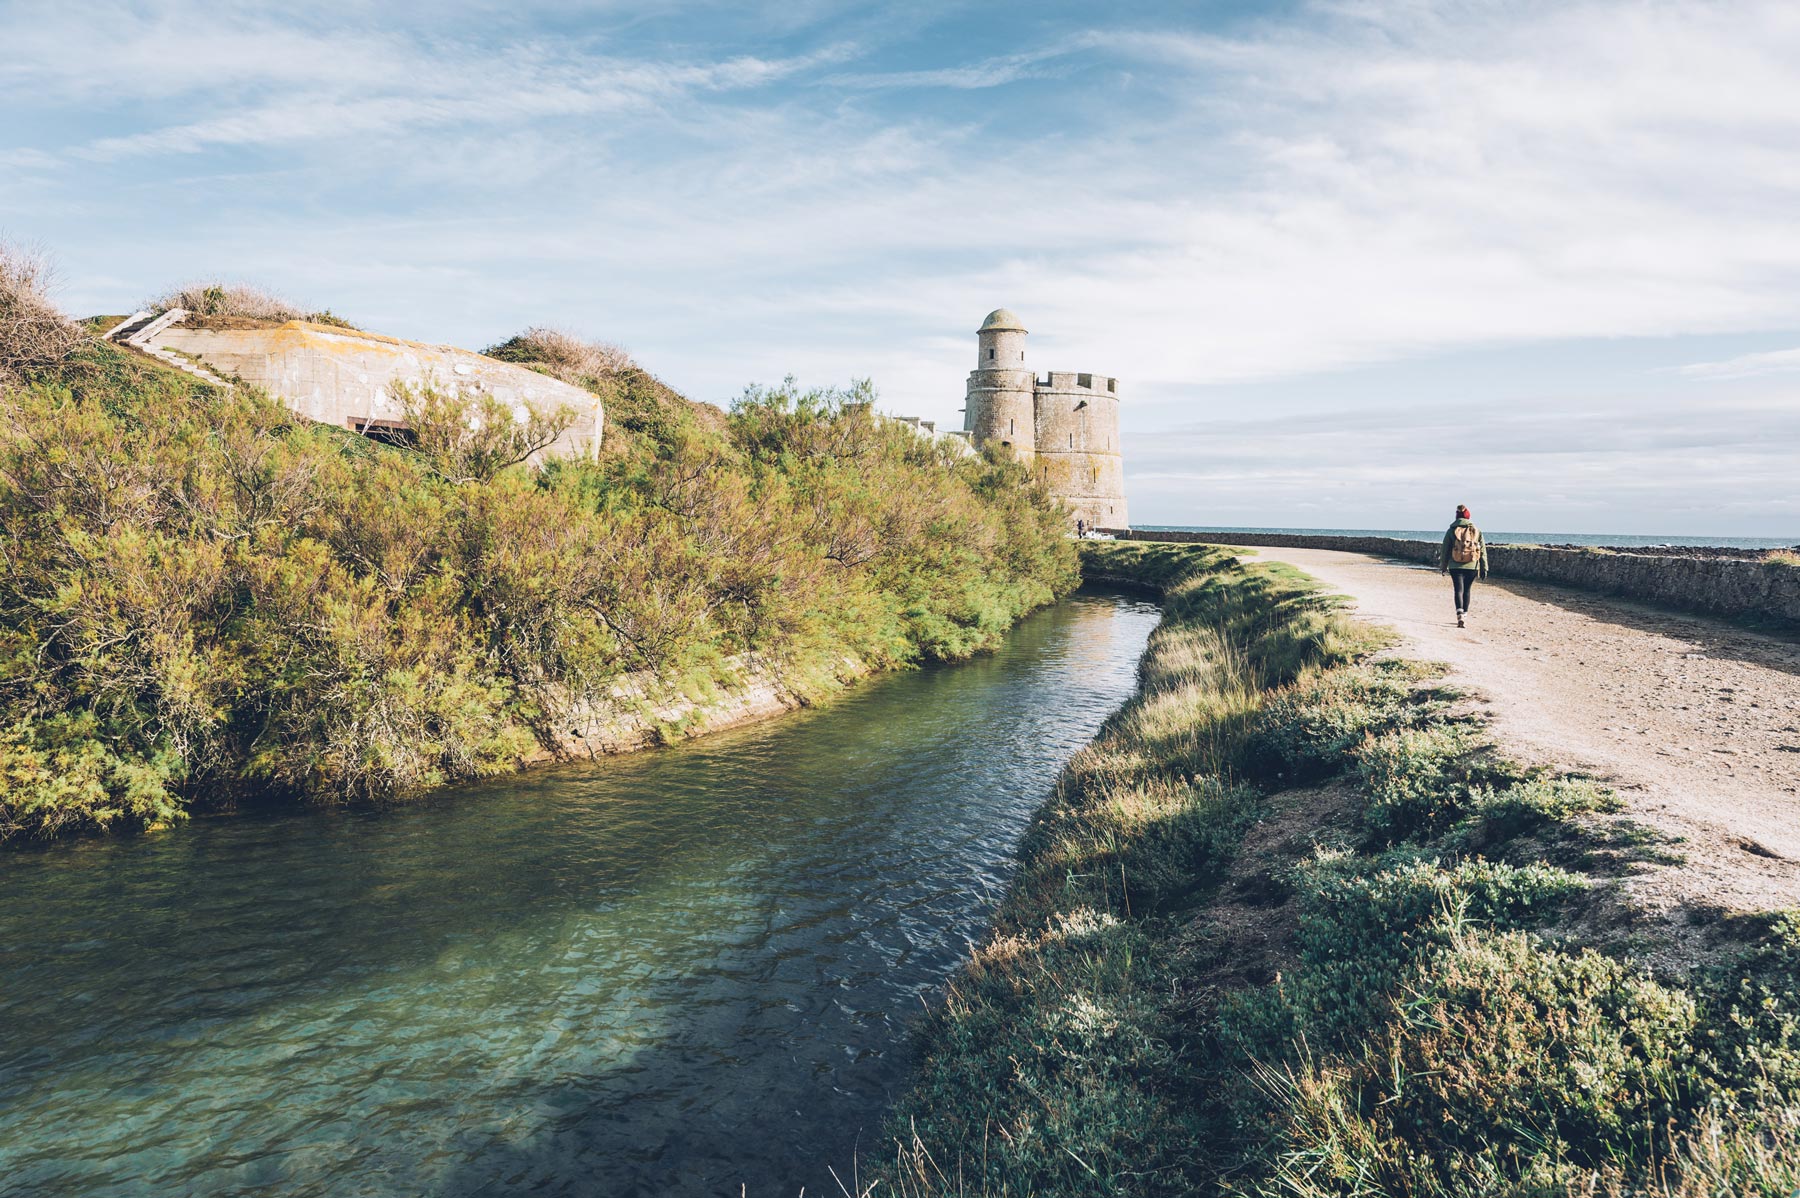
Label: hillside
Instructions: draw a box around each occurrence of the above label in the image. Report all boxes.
[0,318,1077,841]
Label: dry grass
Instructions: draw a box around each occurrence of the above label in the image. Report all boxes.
[0,241,83,382]
[484,327,635,384]
[149,280,305,322]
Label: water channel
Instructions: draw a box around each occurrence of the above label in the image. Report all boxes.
[0,589,1161,1197]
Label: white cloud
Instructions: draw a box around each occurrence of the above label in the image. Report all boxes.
[822,43,1085,90]
[1121,392,1800,534]
[9,0,1800,532]
[1678,347,1800,381]
[70,50,854,160]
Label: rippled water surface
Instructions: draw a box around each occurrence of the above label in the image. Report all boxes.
[0,591,1160,1198]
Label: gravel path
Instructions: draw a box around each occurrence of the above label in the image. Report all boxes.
[1246,546,1800,919]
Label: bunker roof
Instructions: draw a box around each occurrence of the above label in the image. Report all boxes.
[978,308,1027,334]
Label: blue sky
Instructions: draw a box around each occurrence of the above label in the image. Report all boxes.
[5,0,1800,535]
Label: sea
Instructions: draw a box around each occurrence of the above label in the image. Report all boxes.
[1138,526,1799,551]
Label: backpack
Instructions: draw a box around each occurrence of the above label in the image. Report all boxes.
[1450,524,1480,564]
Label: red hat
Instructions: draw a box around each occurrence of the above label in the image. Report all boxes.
[1456,504,1471,519]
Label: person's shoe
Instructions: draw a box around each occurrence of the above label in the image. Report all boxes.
[1457,614,1465,628]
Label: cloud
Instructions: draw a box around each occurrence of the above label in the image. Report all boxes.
[8,0,1800,533]
[1678,347,1800,381]
[822,43,1085,90]
[67,47,857,161]
[1120,391,1800,533]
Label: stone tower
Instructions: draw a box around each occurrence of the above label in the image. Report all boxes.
[965,308,1037,462]
[962,309,1129,530]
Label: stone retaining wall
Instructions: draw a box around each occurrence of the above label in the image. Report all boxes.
[1102,530,1800,630]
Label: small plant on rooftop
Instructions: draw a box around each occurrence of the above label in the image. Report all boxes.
[485,327,636,385]
[149,280,304,321]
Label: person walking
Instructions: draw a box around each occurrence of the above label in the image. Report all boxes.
[1439,504,1488,628]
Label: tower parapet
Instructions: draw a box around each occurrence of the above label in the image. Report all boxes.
[961,309,1128,529]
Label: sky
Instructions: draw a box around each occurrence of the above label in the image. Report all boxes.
[4,0,1799,536]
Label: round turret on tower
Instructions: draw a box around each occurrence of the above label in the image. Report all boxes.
[964,307,1036,461]
[976,308,1028,368]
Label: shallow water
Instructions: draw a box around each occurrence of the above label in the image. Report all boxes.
[0,589,1160,1198]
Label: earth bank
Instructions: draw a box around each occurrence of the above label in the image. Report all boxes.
[878,541,1800,1197]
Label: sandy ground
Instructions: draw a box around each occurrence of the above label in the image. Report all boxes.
[1246,546,1800,921]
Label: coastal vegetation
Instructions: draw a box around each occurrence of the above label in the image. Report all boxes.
[147,279,357,329]
[0,278,1075,841]
[883,540,1800,1196]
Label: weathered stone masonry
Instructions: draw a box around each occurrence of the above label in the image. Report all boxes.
[963,309,1128,529]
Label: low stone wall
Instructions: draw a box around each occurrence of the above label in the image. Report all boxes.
[1104,530,1800,630]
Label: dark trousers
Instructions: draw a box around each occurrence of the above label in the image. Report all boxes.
[1451,570,1476,612]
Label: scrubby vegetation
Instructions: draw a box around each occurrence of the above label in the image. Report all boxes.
[0,242,82,384]
[146,279,356,327]
[0,321,1074,841]
[882,541,1800,1197]
[485,326,636,383]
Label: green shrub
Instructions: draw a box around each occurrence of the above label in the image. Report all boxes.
[884,545,1385,1191]
[1446,776,1623,852]
[1693,912,1800,1107]
[1241,931,1700,1196]
[1357,724,1507,845]
[0,345,1076,838]
[1219,856,1588,1056]
[1252,665,1415,782]
[0,713,184,837]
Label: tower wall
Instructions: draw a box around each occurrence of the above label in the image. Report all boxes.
[976,327,1027,369]
[965,368,1037,461]
[1033,373,1128,529]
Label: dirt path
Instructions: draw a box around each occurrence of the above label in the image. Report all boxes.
[1245,546,1800,919]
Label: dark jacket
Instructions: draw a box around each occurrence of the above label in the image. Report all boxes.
[1440,518,1489,576]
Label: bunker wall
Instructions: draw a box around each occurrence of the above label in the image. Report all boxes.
[151,321,603,459]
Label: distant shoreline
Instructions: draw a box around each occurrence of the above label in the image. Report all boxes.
[1138,524,1798,551]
